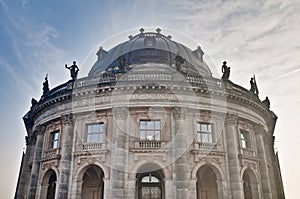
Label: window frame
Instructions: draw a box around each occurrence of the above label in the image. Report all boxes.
[139,120,161,141]
[196,122,214,143]
[85,123,105,143]
[49,130,59,149]
[239,129,251,149]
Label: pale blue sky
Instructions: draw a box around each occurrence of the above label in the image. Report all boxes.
[1,0,300,198]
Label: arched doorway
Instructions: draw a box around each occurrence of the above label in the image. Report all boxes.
[136,163,164,199]
[242,169,259,199]
[40,169,57,199]
[196,165,218,199]
[81,165,104,199]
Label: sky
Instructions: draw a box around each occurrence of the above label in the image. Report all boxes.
[0,0,300,198]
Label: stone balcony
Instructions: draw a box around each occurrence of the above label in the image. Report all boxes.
[79,142,106,151]
[240,147,256,157]
[41,148,61,163]
[135,140,166,148]
[192,142,225,159]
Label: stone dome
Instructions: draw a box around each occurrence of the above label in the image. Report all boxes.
[88,28,212,77]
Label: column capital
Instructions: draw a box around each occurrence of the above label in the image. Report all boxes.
[225,113,238,125]
[61,113,73,125]
[25,135,36,145]
[113,107,128,120]
[172,106,187,120]
[34,124,46,135]
[254,124,265,135]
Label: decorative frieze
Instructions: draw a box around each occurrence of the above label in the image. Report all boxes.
[61,113,73,125]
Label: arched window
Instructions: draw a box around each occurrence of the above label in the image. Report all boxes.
[138,172,163,199]
[40,169,57,199]
[242,169,259,199]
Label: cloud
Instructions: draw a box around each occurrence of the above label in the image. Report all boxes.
[0,0,67,98]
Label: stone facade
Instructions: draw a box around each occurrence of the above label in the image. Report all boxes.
[15,29,285,199]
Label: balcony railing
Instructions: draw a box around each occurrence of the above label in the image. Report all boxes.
[240,148,255,156]
[135,140,166,148]
[194,142,217,150]
[43,148,59,158]
[80,142,104,150]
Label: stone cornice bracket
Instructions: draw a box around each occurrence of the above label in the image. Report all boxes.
[61,113,73,125]
[34,124,46,136]
[172,106,186,120]
[113,107,128,120]
[225,113,238,125]
[254,124,265,135]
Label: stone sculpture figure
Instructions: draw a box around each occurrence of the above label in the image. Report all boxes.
[118,55,126,72]
[262,96,270,109]
[250,76,259,96]
[42,75,49,95]
[221,61,230,80]
[65,61,79,80]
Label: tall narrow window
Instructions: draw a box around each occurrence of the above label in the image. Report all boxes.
[50,131,59,149]
[196,123,214,143]
[86,123,104,143]
[139,120,161,140]
[240,129,250,148]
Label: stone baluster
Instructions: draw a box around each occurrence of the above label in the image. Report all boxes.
[56,113,74,199]
[27,125,45,199]
[172,107,190,198]
[224,114,244,198]
[111,107,128,198]
[254,124,272,199]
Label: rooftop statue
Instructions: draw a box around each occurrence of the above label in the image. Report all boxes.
[65,61,79,80]
[221,61,230,80]
[262,96,270,109]
[118,55,126,72]
[42,74,49,95]
[250,75,259,96]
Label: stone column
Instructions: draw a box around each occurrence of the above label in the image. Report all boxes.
[111,107,128,198]
[72,180,83,199]
[189,178,197,199]
[27,125,45,199]
[103,178,111,199]
[172,107,190,199]
[224,114,244,198]
[254,124,272,199]
[56,113,74,199]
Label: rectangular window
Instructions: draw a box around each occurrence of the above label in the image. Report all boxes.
[240,129,251,148]
[50,130,59,149]
[86,123,104,143]
[139,120,161,140]
[196,123,214,143]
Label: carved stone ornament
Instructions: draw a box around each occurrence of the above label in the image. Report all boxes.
[254,124,265,134]
[34,124,46,135]
[61,113,73,125]
[25,135,36,146]
[113,107,128,120]
[172,106,186,120]
[225,113,238,125]
[200,111,211,122]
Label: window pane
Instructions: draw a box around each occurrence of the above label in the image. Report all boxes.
[202,133,209,142]
[92,124,99,133]
[201,124,208,132]
[147,121,154,129]
[140,131,146,140]
[99,124,104,132]
[88,125,92,133]
[155,121,160,129]
[197,132,201,142]
[140,121,146,129]
[208,134,212,143]
[197,123,200,131]
[54,132,59,140]
[155,131,160,140]
[147,131,154,140]
[99,134,103,142]
[52,140,58,149]
[208,125,212,132]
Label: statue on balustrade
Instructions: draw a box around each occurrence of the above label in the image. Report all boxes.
[65,61,79,80]
[42,74,49,95]
[221,61,230,80]
[250,75,259,96]
[118,54,126,72]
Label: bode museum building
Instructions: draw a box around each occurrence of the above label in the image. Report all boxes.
[15,28,285,199]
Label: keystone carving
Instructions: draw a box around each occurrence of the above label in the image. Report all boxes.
[113,107,128,120]
[172,106,186,120]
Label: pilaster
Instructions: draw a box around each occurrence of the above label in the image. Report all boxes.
[172,106,190,198]
[27,125,45,199]
[224,113,244,199]
[254,124,272,199]
[111,107,128,198]
[56,113,74,199]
